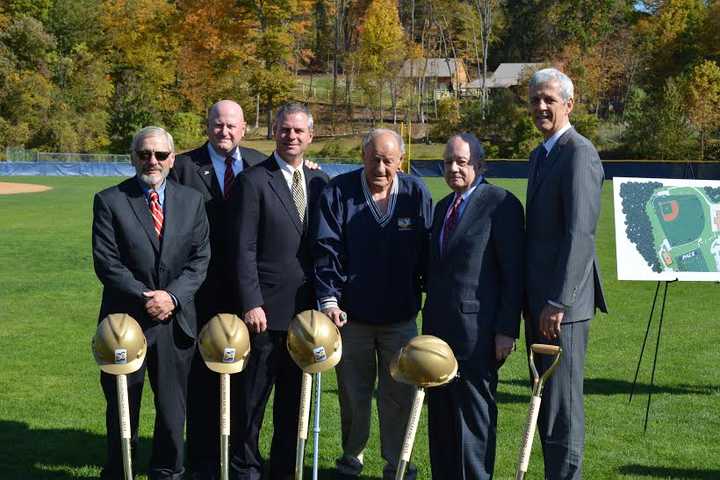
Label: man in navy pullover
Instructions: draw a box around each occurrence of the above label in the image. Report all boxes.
[312,128,432,480]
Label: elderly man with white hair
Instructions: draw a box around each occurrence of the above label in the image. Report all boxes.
[525,68,607,480]
[312,128,432,480]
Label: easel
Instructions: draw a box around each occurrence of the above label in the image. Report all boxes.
[628,279,677,432]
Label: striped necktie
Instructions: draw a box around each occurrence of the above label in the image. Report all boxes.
[291,169,306,223]
[224,156,235,199]
[149,190,163,238]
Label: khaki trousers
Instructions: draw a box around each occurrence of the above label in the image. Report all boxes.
[335,319,418,480]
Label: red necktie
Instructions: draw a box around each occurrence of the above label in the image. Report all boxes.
[224,156,235,199]
[442,194,463,255]
[149,190,163,238]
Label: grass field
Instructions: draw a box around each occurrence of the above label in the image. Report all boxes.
[1,175,719,479]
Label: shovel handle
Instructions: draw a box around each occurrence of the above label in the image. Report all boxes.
[515,394,541,479]
[220,373,230,436]
[396,387,425,480]
[220,373,230,480]
[116,374,133,480]
[531,344,561,355]
[295,372,313,480]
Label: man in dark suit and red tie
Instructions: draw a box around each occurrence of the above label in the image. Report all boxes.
[525,68,607,480]
[92,126,210,479]
[170,100,266,478]
[172,100,265,323]
[229,102,329,480]
[423,133,524,480]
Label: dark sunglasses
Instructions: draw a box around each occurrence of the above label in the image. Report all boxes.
[135,150,172,161]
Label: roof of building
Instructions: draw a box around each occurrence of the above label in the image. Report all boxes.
[465,62,544,88]
[399,58,465,78]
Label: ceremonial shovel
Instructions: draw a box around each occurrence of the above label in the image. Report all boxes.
[515,344,562,480]
[287,310,343,480]
[390,335,458,480]
[198,314,251,480]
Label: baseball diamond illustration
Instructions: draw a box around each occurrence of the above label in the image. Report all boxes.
[620,182,720,274]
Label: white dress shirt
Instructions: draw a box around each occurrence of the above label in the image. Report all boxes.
[273,151,307,200]
[208,144,244,196]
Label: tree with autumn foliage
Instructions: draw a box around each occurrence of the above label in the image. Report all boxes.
[100,0,180,151]
[686,60,720,161]
[236,0,313,137]
[354,0,407,124]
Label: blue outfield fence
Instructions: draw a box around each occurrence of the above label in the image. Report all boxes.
[0,161,363,178]
[411,159,720,180]
[2,159,720,180]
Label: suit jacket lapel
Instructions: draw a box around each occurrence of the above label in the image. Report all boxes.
[527,129,572,205]
[195,145,223,199]
[527,146,545,205]
[159,181,179,264]
[267,157,303,234]
[302,166,317,234]
[126,179,160,253]
[432,195,452,260]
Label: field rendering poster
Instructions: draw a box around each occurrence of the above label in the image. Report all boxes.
[613,177,720,281]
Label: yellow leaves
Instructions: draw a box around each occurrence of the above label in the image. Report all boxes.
[687,60,720,132]
[356,0,405,74]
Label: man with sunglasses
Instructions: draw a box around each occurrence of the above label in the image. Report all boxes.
[92,126,210,479]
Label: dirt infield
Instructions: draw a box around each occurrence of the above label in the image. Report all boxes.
[0,182,52,195]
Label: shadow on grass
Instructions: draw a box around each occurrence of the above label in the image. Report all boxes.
[499,377,718,396]
[298,466,377,479]
[618,464,720,479]
[324,384,528,404]
[0,420,381,480]
[0,420,150,479]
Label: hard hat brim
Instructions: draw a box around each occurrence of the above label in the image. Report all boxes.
[203,358,248,374]
[99,354,146,375]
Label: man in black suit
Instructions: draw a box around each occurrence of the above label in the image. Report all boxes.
[229,102,329,480]
[171,100,265,479]
[92,126,210,479]
[525,68,607,480]
[172,100,265,322]
[423,133,524,480]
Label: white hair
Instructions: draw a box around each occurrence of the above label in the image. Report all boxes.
[131,126,174,155]
[362,128,405,155]
[529,68,574,102]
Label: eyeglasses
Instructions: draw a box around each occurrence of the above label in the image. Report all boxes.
[135,150,172,161]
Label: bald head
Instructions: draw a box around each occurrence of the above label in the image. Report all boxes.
[207,100,246,156]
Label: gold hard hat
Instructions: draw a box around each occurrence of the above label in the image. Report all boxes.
[198,313,251,374]
[92,313,147,375]
[287,310,342,374]
[390,335,458,388]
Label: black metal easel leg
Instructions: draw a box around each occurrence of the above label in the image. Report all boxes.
[629,281,661,403]
[643,280,672,432]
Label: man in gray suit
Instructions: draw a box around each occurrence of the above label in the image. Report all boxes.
[525,68,608,480]
[423,133,524,480]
